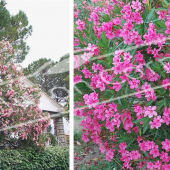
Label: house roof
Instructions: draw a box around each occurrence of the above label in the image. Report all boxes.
[21,77,65,113]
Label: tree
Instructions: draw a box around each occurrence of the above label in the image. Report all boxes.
[24,54,69,105]
[0,0,32,63]
[0,41,50,149]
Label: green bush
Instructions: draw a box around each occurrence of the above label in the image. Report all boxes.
[74,130,83,142]
[0,146,69,170]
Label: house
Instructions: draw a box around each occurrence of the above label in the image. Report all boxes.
[22,78,68,145]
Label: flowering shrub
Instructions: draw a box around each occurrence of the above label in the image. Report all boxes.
[74,0,170,169]
[0,41,50,149]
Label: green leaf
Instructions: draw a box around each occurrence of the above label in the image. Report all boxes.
[143,118,150,134]
[133,117,146,124]
[114,5,121,14]
[146,8,155,23]
[125,83,129,95]
[141,164,147,170]
[97,60,112,69]
[142,151,149,158]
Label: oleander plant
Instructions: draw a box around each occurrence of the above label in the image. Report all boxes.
[74,0,170,169]
[0,40,51,149]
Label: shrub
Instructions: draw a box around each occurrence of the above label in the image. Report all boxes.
[0,146,69,170]
[74,0,170,169]
[0,41,50,149]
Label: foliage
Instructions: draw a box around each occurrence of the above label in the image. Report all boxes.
[0,41,50,149]
[74,0,170,169]
[0,146,69,170]
[74,130,83,142]
[0,0,32,63]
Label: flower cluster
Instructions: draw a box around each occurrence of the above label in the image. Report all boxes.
[74,0,170,169]
[0,41,50,149]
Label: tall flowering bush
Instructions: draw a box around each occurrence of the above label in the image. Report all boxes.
[74,0,170,169]
[0,41,50,148]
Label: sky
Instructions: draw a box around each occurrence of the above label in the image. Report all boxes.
[6,0,69,67]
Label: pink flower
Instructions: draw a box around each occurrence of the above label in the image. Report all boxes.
[83,92,99,108]
[160,152,170,163]
[150,116,163,129]
[99,145,105,153]
[92,63,103,72]
[132,126,139,133]
[81,52,91,63]
[147,162,154,169]
[164,62,170,73]
[128,78,140,89]
[74,75,82,84]
[76,19,86,31]
[106,149,114,161]
[82,133,90,142]
[86,43,100,56]
[74,38,80,46]
[157,11,167,20]
[123,52,133,61]
[82,67,92,78]
[144,106,157,118]
[130,150,141,160]
[131,0,142,12]
[142,0,147,4]
[112,81,122,91]
[162,78,170,90]
[149,146,160,158]
[113,17,121,25]
[162,139,170,152]
[163,107,170,125]
[145,68,160,82]
[112,63,123,74]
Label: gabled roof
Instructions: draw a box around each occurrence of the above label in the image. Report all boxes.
[21,77,64,113]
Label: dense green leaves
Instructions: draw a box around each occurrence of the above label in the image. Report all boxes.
[0,146,69,170]
[0,0,32,62]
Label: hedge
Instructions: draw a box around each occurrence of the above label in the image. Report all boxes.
[0,146,69,170]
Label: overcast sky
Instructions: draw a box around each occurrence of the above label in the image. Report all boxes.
[6,0,69,67]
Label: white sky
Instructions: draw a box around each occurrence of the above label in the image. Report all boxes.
[6,0,69,67]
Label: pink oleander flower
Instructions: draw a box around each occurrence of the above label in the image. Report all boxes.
[149,146,160,158]
[128,78,140,89]
[74,38,80,46]
[131,0,142,12]
[162,78,170,90]
[157,11,167,20]
[86,43,100,56]
[160,152,170,163]
[81,52,92,63]
[82,133,90,142]
[150,116,163,129]
[106,149,114,161]
[164,62,170,73]
[113,17,121,25]
[147,162,154,169]
[123,52,133,61]
[112,81,122,91]
[162,139,170,152]
[130,150,141,160]
[144,106,157,118]
[76,19,86,31]
[74,75,82,84]
[83,92,99,108]
[82,67,92,78]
